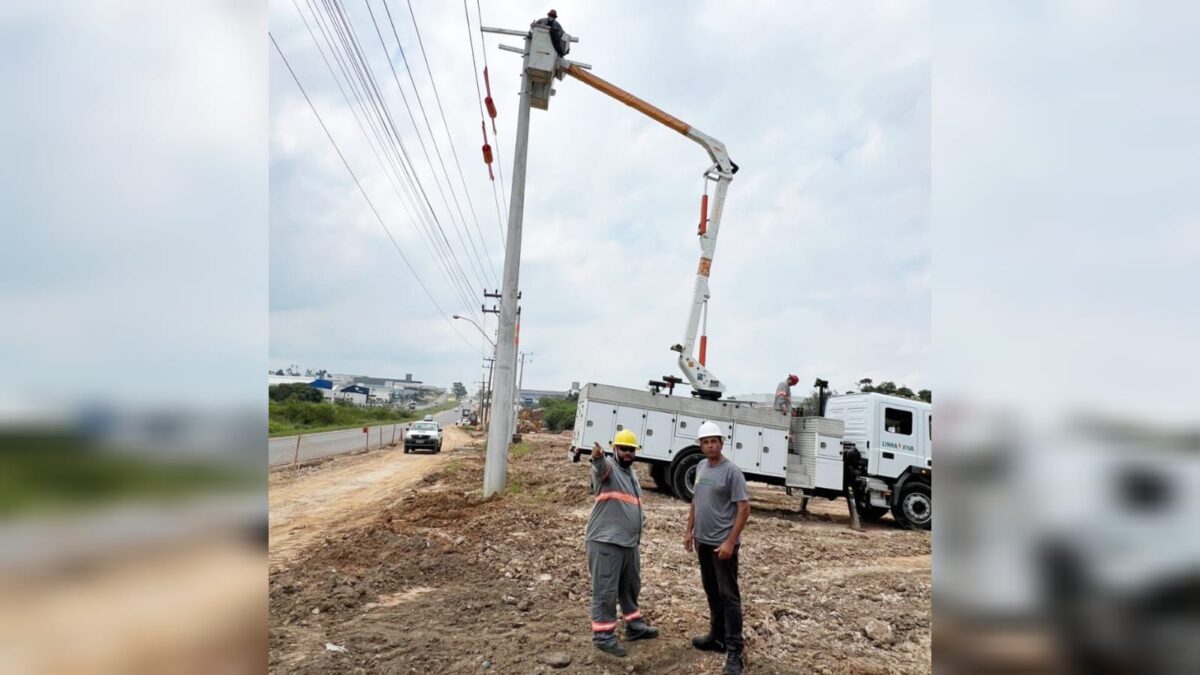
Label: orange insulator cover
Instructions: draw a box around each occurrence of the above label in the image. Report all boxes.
[482,143,493,164]
[485,96,497,120]
[699,194,709,235]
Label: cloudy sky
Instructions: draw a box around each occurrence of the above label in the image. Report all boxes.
[269,0,929,396]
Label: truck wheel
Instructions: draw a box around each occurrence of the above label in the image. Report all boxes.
[670,452,704,502]
[892,480,931,530]
[436,441,442,453]
[650,463,672,493]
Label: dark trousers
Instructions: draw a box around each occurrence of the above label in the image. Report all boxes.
[696,542,743,651]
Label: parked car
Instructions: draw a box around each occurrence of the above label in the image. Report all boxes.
[404,421,442,454]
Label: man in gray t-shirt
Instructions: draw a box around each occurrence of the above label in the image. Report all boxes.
[684,421,751,675]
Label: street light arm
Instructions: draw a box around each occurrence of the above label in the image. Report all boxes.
[453,315,496,348]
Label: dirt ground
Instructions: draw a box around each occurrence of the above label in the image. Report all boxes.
[269,426,466,567]
[269,432,931,674]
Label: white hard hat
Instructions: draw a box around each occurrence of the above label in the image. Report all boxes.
[697,420,724,440]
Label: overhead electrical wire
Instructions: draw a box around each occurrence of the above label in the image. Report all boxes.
[321,0,486,318]
[397,0,504,279]
[294,0,481,320]
[461,0,507,244]
[364,0,499,291]
[474,0,509,223]
[270,32,481,352]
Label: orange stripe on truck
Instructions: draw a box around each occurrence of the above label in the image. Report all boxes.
[595,491,642,506]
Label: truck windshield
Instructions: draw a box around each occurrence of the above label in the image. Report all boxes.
[413,423,438,431]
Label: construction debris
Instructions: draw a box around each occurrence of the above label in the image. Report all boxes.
[269,432,931,673]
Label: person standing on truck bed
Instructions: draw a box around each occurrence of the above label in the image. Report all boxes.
[585,429,659,657]
[685,421,751,675]
[774,373,799,414]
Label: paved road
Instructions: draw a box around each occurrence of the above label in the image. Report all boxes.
[269,406,461,467]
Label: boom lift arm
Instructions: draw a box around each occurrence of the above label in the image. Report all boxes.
[563,65,738,400]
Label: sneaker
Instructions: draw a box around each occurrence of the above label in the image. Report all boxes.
[691,634,726,652]
[626,625,660,641]
[594,639,627,658]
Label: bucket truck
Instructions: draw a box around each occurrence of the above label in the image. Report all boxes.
[486,21,932,529]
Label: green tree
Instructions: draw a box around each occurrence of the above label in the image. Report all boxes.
[269,383,323,403]
[918,389,932,403]
[857,378,875,393]
[452,382,468,399]
[540,396,578,432]
[896,386,916,399]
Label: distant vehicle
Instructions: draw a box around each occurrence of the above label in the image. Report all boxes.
[404,421,442,454]
[408,401,417,410]
[423,414,434,422]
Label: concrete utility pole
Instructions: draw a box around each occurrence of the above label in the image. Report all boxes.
[512,351,530,441]
[483,357,495,429]
[481,28,532,497]
[480,20,578,497]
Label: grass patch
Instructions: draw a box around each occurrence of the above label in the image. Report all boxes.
[509,443,532,459]
[0,432,254,517]
[268,398,460,437]
[445,459,464,474]
[505,471,527,495]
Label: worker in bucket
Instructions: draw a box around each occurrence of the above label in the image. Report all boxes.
[774,373,799,414]
[585,429,659,657]
[534,9,567,56]
[684,421,751,675]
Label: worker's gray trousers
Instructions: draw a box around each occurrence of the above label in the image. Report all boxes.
[587,540,647,640]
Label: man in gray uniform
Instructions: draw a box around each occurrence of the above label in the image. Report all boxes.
[684,421,751,675]
[586,428,659,657]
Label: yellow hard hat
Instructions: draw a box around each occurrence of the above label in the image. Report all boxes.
[612,429,639,449]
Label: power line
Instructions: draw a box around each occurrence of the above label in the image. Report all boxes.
[462,0,507,244]
[271,32,482,352]
[294,0,482,320]
[398,0,504,278]
[369,0,499,290]
[475,0,509,223]
[323,0,485,318]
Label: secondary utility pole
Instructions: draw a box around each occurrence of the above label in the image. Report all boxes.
[512,351,530,441]
[480,19,580,497]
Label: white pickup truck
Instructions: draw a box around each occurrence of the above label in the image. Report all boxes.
[569,384,932,529]
[403,420,442,454]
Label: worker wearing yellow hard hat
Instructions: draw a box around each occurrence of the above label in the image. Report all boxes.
[583,428,659,656]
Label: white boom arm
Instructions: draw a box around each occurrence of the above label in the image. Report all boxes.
[564,64,737,399]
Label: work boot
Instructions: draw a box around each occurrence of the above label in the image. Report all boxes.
[691,633,725,652]
[593,637,627,658]
[722,648,744,675]
[626,624,659,641]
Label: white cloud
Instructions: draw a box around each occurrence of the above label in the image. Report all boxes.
[270,0,930,395]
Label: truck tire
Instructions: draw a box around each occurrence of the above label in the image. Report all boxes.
[671,452,704,502]
[892,480,931,530]
[649,463,672,493]
[435,441,442,454]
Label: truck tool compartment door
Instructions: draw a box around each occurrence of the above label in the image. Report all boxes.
[615,406,647,445]
[759,427,788,478]
[641,410,674,461]
[730,423,761,473]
